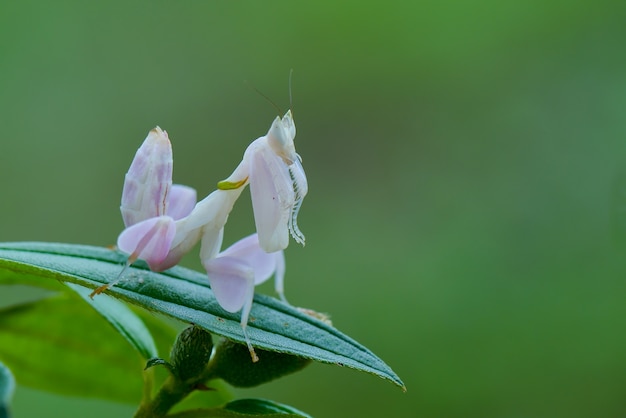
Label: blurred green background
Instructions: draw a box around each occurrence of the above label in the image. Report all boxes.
[2,1,626,417]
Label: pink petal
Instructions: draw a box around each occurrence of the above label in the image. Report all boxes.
[121,127,173,226]
[167,184,197,220]
[117,216,176,269]
[204,256,254,313]
[148,227,203,272]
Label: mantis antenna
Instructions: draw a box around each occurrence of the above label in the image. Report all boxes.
[244,80,283,115]
[245,70,295,116]
[288,68,294,117]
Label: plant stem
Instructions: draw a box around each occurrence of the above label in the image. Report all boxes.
[133,369,219,417]
[133,375,192,418]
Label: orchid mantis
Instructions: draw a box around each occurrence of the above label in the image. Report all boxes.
[94,109,307,362]
[211,110,307,358]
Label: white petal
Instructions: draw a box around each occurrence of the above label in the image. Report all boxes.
[204,256,254,313]
[249,143,293,252]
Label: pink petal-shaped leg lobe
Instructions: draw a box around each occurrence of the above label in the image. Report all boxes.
[117,216,176,268]
[167,184,197,220]
[91,216,175,298]
[204,256,254,313]
[219,234,278,285]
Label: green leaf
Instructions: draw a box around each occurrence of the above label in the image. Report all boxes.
[65,282,158,360]
[145,357,173,371]
[0,361,15,418]
[167,399,311,417]
[0,292,145,403]
[0,242,405,390]
[223,399,312,416]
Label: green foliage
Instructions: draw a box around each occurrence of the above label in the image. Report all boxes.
[0,242,404,416]
[0,242,404,390]
[0,292,146,403]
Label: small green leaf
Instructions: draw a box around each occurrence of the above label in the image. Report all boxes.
[145,357,173,372]
[65,282,158,359]
[0,293,145,403]
[0,242,404,390]
[223,399,312,416]
[166,398,311,417]
[0,361,15,418]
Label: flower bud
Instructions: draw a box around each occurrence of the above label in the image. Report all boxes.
[170,326,214,381]
[209,338,311,388]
